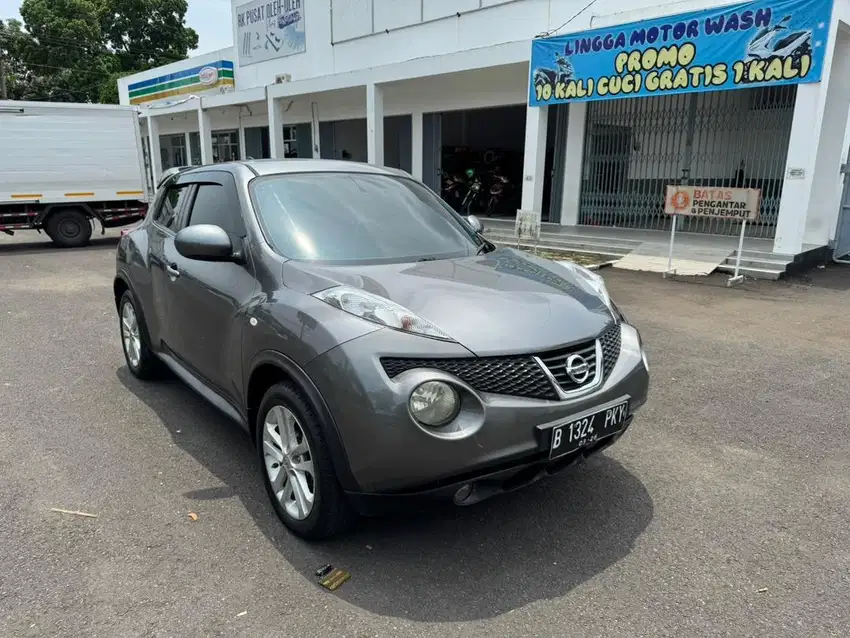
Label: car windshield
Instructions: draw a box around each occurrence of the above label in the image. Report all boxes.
[250,171,482,264]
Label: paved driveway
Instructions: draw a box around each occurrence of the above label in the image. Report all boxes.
[1,234,848,637]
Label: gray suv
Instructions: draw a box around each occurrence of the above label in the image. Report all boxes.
[114,160,650,540]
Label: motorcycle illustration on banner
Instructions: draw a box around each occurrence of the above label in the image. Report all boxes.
[529,0,832,106]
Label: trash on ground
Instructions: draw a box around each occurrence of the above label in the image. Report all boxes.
[188,512,199,522]
[50,508,98,519]
[315,564,351,591]
[236,610,247,617]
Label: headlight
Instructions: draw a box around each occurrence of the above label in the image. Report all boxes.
[559,262,614,313]
[409,381,459,426]
[313,285,455,341]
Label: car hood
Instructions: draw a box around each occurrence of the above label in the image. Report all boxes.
[282,248,613,356]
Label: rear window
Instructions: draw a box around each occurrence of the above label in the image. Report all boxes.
[249,172,481,265]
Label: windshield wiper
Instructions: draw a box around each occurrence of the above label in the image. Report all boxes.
[417,256,438,262]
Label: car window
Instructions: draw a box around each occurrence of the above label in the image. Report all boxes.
[185,179,245,236]
[152,184,190,231]
[249,172,481,265]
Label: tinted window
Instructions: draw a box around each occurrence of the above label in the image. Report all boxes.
[152,185,190,231]
[250,172,481,264]
[186,182,245,236]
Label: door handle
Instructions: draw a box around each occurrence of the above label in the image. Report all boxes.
[166,264,181,278]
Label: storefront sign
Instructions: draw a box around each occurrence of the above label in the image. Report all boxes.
[529,0,832,106]
[664,186,761,220]
[128,60,235,105]
[236,0,307,67]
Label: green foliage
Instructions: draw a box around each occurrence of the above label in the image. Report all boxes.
[0,0,198,103]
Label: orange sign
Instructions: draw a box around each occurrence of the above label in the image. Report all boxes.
[664,186,760,221]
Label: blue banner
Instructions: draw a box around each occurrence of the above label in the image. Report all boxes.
[529,0,833,106]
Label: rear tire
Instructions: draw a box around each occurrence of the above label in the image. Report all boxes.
[45,208,93,248]
[257,383,355,540]
[119,290,161,380]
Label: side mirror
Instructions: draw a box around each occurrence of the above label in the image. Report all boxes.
[175,224,234,262]
[466,214,484,234]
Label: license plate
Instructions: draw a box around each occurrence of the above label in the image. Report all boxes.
[549,401,629,460]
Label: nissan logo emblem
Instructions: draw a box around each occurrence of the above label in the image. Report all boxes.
[565,354,591,384]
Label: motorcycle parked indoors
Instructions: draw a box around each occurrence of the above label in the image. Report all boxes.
[460,169,484,214]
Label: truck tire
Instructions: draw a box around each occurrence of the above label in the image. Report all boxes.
[45,208,94,248]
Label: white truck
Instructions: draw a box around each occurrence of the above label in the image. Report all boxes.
[0,101,151,247]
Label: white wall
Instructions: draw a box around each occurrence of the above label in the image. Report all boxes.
[231,0,738,89]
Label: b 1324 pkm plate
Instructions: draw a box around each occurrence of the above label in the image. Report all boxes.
[549,400,629,460]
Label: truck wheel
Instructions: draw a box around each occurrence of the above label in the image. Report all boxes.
[45,208,93,248]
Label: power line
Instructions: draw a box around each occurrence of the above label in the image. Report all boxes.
[536,0,600,39]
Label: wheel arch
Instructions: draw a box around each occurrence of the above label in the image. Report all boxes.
[36,202,105,225]
[246,350,360,492]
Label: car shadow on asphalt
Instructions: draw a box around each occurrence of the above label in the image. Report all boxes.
[0,237,119,255]
[118,367,654,622]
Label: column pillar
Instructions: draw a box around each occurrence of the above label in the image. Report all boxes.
[560,103,587,226]
[311,102,322,158]
[411,110,424,180]
[268,93,285,159]
[520,105,548,213]
[197,102,213,165]
[146,114,162,186]
[366,83,385,166]
[183,131,192,166]
[238,111,247,160]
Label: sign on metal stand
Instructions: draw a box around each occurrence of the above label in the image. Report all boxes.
[663,185,761,284]
[515,209,542,254]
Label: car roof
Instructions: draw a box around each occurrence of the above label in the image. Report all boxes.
[179,159,411,179]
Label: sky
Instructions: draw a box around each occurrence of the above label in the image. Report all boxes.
[0,0,235,56]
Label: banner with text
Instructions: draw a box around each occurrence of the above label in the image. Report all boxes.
[664,186,761,220]
[236,0,306,67]
[529,0,833,106]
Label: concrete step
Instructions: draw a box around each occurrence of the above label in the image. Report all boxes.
[486,233,637,255]
[715,263,784,280]
[733,249,796,262]
[491,239,626,259]
[722,256,793,271]
[485,230,642,250]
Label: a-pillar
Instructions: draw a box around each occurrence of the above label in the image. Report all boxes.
[520,105,549,213]
[366,83,384,165]
[268,93,285,159]
[560,103,587,225]
[774,22,850,254]
[411,110,424,180]
[146,114,163,186]
[197,102,213,165]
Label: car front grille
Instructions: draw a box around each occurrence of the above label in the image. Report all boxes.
[380,321,623,401]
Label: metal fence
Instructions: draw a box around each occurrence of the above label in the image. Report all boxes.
[578,86,796,238]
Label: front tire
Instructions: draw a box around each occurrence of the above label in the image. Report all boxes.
[257,383,354,540]
[45,208,93,248]
[119,291,160,380]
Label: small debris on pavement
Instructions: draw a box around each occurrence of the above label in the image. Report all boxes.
[365,545,373,550]
[50,508,98,519]
[757,587,768,593]
[188,512,199,522]
[315,564,351,591]
[236,611,247,617]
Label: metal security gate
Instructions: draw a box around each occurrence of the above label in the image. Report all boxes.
[834,151,850,263]
[578,86,796,238]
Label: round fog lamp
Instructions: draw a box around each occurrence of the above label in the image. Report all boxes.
[409,381,459,427]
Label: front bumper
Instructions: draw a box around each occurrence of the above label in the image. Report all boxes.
[305,322,649,497]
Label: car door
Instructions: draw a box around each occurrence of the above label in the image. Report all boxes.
[147,178,192,350]
[164,170,258,404]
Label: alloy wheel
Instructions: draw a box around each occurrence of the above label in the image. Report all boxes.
[121,302,142,369]
[262,405,316,520]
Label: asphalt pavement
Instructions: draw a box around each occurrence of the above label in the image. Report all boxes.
[1,232,848,637]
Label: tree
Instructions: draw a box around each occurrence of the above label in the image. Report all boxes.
[0,0,198,103]
[103,0,199,73]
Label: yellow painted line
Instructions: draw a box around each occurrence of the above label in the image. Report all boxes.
[65,192,95,197]
[117,190,145,196]
[11,194,43,199]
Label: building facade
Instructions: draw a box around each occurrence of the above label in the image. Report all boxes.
[119,0,850,259]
